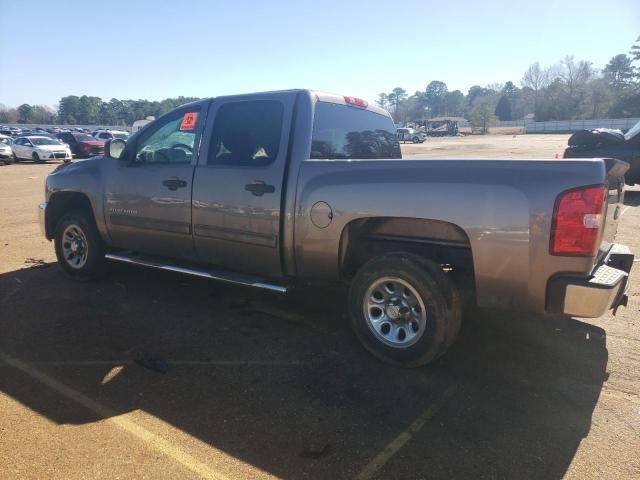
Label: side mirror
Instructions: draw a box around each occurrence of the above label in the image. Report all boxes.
[105,138,126,159]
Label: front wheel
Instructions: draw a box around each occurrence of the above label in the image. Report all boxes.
[349,255,461,367]
[32,152,44,163]
[54,212,107,281]
[412,136,421,144]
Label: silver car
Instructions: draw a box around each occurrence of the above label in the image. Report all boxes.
[0,135,13,164]
[397,127,426,143]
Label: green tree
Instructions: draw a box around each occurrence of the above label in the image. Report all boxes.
[425,80,448,117]
[387,87,407,122]
[603,54,635,89]
[630,35,640,63]
[445,90,465,117]
[466,85,489,106]
[501,81,518,97]
[17,104,33,123]
[57,95,80,124]
[494,96,513,121]
[468,101,497,134]
[76,95,102,124]
[376,92,389,109]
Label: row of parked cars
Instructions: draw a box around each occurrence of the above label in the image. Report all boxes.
[0,127,130,165]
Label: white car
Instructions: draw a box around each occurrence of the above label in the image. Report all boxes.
[12,136,72,163]
[92,130,129,142]
[0,134,13,164]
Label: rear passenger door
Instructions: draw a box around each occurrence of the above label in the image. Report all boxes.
[192,93,295,278]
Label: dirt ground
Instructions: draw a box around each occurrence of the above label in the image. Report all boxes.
[402,133,568,159]
[1,138,639,480]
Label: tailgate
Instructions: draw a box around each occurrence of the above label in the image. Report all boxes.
[601,158,629,248]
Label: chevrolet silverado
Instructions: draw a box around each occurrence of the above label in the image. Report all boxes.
[39,90,634,367]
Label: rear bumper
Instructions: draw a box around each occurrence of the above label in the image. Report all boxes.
[547,243,634,318]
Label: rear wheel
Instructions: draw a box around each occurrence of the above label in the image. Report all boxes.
[349,255,461,368]
[54,212,107,281]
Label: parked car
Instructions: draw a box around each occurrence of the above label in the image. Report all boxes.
[39,89,633,368]
[92,129,129,142]
[0,135,13,164]
[12,136,72,163]
[57,132,105,158]
[397,127,426,143]
[563,120,640,184]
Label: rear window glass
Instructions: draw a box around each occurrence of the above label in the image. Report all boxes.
[311,102,401,159]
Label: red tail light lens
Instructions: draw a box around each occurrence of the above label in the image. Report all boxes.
[550,185,606,256]
[343,96,368,108]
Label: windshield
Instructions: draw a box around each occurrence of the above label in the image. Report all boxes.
[113,133,129,140]
[30,138,59,146]
[624,120,640,141]
[0,138,10,145]
[74,134,95,142]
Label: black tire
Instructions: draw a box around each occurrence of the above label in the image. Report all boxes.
[54,211,107,281]
[12,152,19,163]
[412,136,420,144]
[32,152,44,163]
[349,254,461,368]
[3,155,14,165]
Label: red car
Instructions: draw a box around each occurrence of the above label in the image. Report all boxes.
[57,132,105,158]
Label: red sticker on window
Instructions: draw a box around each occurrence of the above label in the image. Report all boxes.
[180,112,198,131]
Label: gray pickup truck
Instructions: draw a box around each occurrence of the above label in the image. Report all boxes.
[39,90,634,367]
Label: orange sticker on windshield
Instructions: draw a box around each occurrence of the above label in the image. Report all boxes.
[180,112,198,131]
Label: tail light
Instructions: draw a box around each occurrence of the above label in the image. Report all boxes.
[550,185,606,256]
[343,96,368,108]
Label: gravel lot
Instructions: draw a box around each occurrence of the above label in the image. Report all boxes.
[1,136,639,480]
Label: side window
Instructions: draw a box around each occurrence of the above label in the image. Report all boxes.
[14,138,23,146]
[208,100,283,165]
[134,109,201,164]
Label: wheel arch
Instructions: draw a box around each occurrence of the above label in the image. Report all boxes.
[338,217,476,304]
[45,191,96,240]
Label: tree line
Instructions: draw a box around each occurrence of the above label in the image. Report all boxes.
[0,96,200,126]
[1,37,639,127]
[378,36,640,127]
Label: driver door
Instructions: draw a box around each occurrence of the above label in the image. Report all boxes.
[103,104,206,260]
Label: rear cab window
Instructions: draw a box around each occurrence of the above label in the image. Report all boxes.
[311,102,401,159]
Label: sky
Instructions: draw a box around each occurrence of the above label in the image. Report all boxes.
[1,0,638,108]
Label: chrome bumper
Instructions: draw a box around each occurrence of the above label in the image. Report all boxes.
[38,202,49,238]
[547,244,634,318]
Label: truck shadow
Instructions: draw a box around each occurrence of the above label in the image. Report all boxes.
[0,263,608,479]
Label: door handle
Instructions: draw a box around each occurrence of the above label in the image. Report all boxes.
[245,182,275,196]
[162,177,187,191]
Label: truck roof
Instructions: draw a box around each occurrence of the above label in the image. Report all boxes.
[194,89,390,118]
